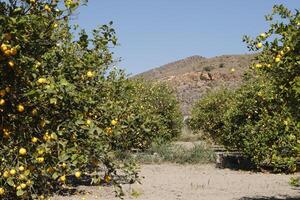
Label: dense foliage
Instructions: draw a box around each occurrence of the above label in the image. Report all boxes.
[190,5,300,172]
[0,0,182,199]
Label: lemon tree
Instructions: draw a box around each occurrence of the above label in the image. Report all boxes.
[0,1,183,199]
[190,5,299,172]
[0,0,133,199]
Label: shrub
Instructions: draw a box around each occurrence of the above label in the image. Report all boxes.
[0,1,183,199]
[189,88,234,144]
[190,5,300,172]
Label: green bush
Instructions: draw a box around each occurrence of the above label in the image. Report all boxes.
[0,0,182,199]
[190,5,300,173]
[189,88,234,144]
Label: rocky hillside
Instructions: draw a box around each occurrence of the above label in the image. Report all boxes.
[135,54,256,115]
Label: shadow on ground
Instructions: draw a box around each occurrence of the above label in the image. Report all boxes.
[239,195,300,200]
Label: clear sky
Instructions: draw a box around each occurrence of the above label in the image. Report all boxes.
[74,0,299,75]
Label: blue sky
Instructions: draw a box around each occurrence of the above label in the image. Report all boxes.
[74,0,299,75]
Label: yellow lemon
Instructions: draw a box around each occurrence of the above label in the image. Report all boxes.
[9,169,16,176]
[10,48,17,56]
[31,137,38,143]
[19,174,26,180]
[0,44,8,52]
[61,163,67,168]
[260,33,266,38]
[279,50,284,56]
[37,149,44,155]
[256,43,263,48]
[255,63,262,68]
[3,129,10,138]
[59,175,66,182]
[86,70,94,78]
[37,78,48,84]
[18,166,25,172]
[0,99,5,106]
[275,57,281,63]
[111,119,117,126]
[44,5,51,12]
[4,50,11,57]
[32,108,38,116]
[20,183,27,189]
[36,157,44,163]
[75,171,81,178]
[0,187,5,195]
[8,60,14,68]
[104,175,111,183]
[26,180,32,186]
[106,127,112,134]
[86,119,92,126]
[19,148,27,156]
[3,171,9,178]
[17,104,25,112]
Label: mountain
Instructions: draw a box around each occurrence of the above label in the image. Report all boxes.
[135,54,256,115]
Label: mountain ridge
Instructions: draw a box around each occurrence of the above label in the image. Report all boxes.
[134,53,256,115]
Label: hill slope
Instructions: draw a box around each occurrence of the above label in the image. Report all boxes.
[135,54,256,115]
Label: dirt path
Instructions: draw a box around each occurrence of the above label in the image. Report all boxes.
[53,164,299,200]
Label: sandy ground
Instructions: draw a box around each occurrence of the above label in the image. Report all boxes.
[53,164,300,200]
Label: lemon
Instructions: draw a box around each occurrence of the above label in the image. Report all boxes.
[0,99,5,106]
[256,43,263,48]
[111,119,117,126]
[44,5,51,12]
[19,148,27,156]
[31,137,38,143]
[75,171,81,178]
[275,57,281,63]
[0,187,5,195]
[86,119,92,126]
[37,77,48,84]
[37,149,44,155]
[10,169,16,176]
[20,183,27,189]
[0,44,8,52]
[36,157,44,163]
[61,163,67,168]
[18,166,25,172]
[3,171,9,178]
[260,33,266,38]
[86,70,94,78]
[104,175,111,183]
[59,175,66,182]
[8,60,14,68]
[255,63,262,68]
[10,48,17,56]
[19,174,26,180]
[32,108,38,116]
[26,180,32,185]
[4,50,11,57]
[17,104,25,112]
